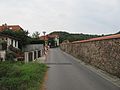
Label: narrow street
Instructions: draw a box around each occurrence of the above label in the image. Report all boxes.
[45,48,120,90]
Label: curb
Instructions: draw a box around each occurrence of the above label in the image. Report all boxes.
[61,50,120,88]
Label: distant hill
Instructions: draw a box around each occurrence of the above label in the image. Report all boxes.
[49,31,101,43]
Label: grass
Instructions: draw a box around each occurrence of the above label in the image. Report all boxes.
[0,61,47,90]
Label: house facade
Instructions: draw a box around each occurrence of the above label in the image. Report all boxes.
[0,35,19,49]
[0,35,44,62]
[40,34,59,47]
[0,24,45,62]
[0,34,19,61]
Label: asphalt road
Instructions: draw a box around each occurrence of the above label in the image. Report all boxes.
[45,48,120,90]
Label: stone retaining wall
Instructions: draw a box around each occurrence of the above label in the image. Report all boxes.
[60,35,120,77]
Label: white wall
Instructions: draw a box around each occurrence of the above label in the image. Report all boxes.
[55,37,59,46]
[16,41,18,48]
[7,38,19,48]
[7,38,11,46]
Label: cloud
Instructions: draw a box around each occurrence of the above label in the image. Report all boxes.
[0,0,120,34]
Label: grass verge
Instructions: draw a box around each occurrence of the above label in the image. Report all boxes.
[0,61,47,90]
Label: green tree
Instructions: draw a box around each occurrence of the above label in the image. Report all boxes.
[32,31,40,39]
[49,31,100,43]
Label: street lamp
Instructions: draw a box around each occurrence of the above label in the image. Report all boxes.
[43,31,46,55]
[43,31,46,36]
[42,31,46,45]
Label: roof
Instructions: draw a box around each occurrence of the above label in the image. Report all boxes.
[39,36,48,41]
[47,34,59,38]
[0,25,23,31]
[39,34,59,40]
[72,34,120,44]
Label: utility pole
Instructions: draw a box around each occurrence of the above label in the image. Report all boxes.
[43,31,46,55]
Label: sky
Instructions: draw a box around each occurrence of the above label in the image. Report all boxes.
[0,0,120,35]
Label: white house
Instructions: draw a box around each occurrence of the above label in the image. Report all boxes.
[0,34,19,61]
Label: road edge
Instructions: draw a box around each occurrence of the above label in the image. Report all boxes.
[61,49,120,88]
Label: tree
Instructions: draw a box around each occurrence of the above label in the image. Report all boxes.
[29,38,45,45]
[116,31,120,34]
[49,31,100,43]
[32,31,40,39]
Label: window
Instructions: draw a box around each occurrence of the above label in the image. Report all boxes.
[9,27,12,30]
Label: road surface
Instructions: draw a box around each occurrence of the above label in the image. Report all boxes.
[45,48,120,90]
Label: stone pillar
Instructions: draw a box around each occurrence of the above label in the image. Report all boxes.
[13,40,15,47]
[24,52,29,63]
[16,41,18,48]
[36,50,38,59]
[32,51,35,61]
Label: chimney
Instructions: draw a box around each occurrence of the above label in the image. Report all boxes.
[2,23,8,30]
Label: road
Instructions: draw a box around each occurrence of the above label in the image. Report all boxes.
[45,48,120,90]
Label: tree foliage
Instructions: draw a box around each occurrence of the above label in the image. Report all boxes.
[116,31,120,34]
[29,38,45,45]
[49,31,101,43]
[32,31,40,39]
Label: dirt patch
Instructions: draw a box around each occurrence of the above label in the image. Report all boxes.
[41,71,48,90]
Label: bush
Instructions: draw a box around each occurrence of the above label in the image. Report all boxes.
[0,62,47,90]
[5,51,16,61]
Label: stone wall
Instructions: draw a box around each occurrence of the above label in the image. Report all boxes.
[60,36,120,78]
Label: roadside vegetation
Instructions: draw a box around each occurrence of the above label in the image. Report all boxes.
[0,61,47,90]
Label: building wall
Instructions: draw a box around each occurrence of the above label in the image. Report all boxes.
[7,38,11,46]
[0,36,19,61]
[7,38,18,48]
[60,38,120,78]
[24,44,44,62]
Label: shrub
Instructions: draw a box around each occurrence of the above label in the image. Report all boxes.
[0,62,47,90]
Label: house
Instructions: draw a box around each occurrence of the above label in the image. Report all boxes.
[0,34,44,62]
[47,35,59,47]
[0,34,20,61]
[23,44,44,63]
[0,24,45,62]
[0,34,19,49]
[0,23,23,32]
[40,34,59,47]
[0,24,24,61]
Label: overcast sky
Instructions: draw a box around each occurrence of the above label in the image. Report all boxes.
[0,0,120,35]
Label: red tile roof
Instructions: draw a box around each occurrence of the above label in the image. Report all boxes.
[72,34,120,44]
[0,25,23,31]
[39,34,59,40]
[39,36,48,41]
[47,34,59,38]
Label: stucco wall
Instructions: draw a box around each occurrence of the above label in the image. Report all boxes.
[60,37,120,77]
